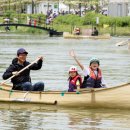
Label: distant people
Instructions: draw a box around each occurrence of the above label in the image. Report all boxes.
[5,26,10,32]
[3,18,10,24]
[68,66,82,92]
[46,17,50,25]
[29,19,32,25]
[38,16,41,25]
[92,27,98,36]
[2,48,44,91]
[34,19,37,26]
[70,50,106,88]
[29,16,32,25]
[74,27,80,35]
[53,12,57,18]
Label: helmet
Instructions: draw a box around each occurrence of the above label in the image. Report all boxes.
[69,66,78,72]
[90,58,100,65]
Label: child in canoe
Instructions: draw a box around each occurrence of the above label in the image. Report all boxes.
[68,66,82,92]
[70,50,106,88]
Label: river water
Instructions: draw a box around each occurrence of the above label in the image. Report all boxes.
[0,33,130,129]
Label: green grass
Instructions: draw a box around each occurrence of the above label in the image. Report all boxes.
[1,12,130,36]
[0,26,48,34]
[52,24,130,36]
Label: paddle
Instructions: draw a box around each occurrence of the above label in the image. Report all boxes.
[1,57,41,85]
[115,39,130,46]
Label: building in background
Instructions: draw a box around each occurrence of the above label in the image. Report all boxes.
[108,0,130,16]
[26,0,86,16]
[26,0,60,14]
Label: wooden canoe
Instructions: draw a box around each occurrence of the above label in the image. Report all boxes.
[63,32,111,39]
[0,83,130,109]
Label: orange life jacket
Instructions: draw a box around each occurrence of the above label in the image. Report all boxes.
[82,68,102,88]
[68,75,82,91]
[89,67,102,80]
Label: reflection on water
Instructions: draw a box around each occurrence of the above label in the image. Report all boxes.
[0,103,130,130]
[0,34,130,129]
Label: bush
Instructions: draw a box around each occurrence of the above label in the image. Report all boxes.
[82,12,130,27]
[54,14,84,25]
[4,10,16,18]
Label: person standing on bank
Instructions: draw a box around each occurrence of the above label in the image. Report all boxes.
[2,48,44,91]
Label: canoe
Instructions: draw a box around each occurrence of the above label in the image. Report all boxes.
[63,32,111,39]
[0,83,130,109]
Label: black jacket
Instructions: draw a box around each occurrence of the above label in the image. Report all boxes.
[2,58,43,86]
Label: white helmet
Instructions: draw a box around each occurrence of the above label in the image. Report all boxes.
[69,66,77,72]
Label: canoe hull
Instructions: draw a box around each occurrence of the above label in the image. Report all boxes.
[63,32,111,39]
[0,83,130,109]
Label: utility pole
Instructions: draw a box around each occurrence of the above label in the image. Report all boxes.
[79,2,81,17]
[32,0,34,14]
[58,0,59,13]
[47,0,49,13]
[9,0,11,10]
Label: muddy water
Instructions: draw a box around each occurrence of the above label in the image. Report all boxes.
[0,34,130,129]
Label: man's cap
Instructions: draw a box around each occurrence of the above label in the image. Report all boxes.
[17,48,28,55]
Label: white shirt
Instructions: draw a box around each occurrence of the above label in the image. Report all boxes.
[83,68,106,86]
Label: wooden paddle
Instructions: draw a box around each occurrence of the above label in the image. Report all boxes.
[116,40,129,46]
[1,57,41,85]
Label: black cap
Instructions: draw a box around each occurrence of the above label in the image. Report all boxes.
[17,48,28,55]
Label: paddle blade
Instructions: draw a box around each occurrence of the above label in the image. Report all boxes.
[115,40,129,46]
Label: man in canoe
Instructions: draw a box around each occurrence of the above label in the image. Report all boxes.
[2,48,44,91]
[70,50,106,88]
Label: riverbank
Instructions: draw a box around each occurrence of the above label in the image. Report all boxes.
[0,12,130,36]
[52,24,130,36]
[0,26,48,34]
[0,25,130,36]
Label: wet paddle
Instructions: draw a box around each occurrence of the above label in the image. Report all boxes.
[1,57,41,85]
[116,39,130,46]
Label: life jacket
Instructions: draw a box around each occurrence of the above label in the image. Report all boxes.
[82,68,102,88]
[68,75,82,92]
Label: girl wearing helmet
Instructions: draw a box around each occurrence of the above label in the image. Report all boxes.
[69,50,106,88]
[68,66,82,92]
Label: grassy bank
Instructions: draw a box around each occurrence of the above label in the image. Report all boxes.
[52,24,130,36]
[1,23,130,36]
[52,12,130,36]
[0,11,47,34]
[0,11,130,36]
[0,26,48,35]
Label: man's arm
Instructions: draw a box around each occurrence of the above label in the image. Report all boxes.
[29,56,43,70]
[2,65,15,80]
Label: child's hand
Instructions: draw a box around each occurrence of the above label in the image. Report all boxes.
[69,50,76,58]
[102,84,106,88]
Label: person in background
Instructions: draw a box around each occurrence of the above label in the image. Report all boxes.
[2,48,44,91]
[91,27,98,36]
[70,50,106,88]
[74,27,80,35]
[68,66,82,92]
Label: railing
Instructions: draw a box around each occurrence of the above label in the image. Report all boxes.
[0,23,63,36]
